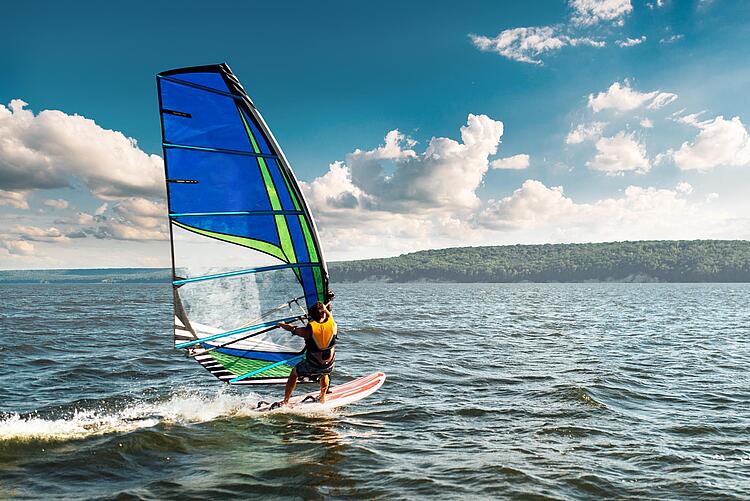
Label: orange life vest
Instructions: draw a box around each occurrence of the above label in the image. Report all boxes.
[306,314,337,367]
[309,314,337,350]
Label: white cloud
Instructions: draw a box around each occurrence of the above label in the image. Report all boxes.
[640,118,654,128]
[670,116,750,171]
[659,34,683,44]
[588,81,677,113]
[478,180,574,229]
[673,111,706,127]
[14,225,70,243]
[0,238,34,256]
[587,132,650,174]
[69,197,168,241]
[566,122,607,144]
[0,189,29,209]
[307,114,504,213]
[476,180,736,242]
[0,99,164,200]
[491,154,530,170]
[94,203,108,216]
[675,182,693,194]
[43,198,70,210]
[616,36,646,47]
[647,0,666,9]
[300,115,506,258]
[570,0,633,26]
[77,212,97,225]
[470,27,604,65]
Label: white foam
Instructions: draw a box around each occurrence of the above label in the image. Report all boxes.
[0,390,272,443]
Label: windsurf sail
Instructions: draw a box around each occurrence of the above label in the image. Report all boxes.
[157,63,329,385]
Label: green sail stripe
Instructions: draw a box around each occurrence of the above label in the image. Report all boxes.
[256,156,296,264]
[258,157,282,210]
[299,215,324,300]
[239,103,297,268]
[238,105,261,154]
[278,163,302,211]
[299,215,319,262]
[312,266,324,302]
[275,214,297,269]
[172,220,286,262]
[210,351,294,378]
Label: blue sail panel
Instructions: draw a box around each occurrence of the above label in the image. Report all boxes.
[161,79,252,152]
[241,108,272,154]
[171,214,281,247]
[169,72,230,92]
[165,148,273,213]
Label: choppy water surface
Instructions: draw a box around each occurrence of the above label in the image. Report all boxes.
[1,283,749,500]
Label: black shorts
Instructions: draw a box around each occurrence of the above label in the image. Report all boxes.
[295,358,334,379]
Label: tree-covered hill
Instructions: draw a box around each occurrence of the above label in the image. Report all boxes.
[1,240,748,284]
[328,240,750,283]
[0,268,171,284]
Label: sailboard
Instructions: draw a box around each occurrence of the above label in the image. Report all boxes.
[255,372,386,412]
[156,63,333,386]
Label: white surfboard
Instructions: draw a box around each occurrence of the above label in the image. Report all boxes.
[255,372,386,412]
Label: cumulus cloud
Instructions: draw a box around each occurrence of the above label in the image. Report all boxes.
[298,115,507,257]
[669,116,750,171]
[0,189,29,209]
[491,154,530,170]
[476,179,735,242]
[570,0,633,26]
[616,36,646,47]
[587,132,650,174]
[566,122,607,144]
[640,118,654,128]
[306,114,504,214]
[0,238,34,256]
[69,197,168,241]
[43,198,70,210]
[588,81,677,113]
[14,225,70,243]
[675,182,693,194]
[0,99,164,200]
[470,27,604,65]
[478,180,574,229]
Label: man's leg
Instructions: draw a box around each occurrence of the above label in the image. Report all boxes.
[319,374,330,403]
[283,368,298,404]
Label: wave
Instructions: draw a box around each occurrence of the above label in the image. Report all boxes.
[0,389,332,444]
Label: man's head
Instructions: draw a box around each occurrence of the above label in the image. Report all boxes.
[309,302,326,322]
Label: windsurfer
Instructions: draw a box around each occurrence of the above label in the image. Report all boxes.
[278,301,337,404]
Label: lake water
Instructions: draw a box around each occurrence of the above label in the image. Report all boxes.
[1,283,749,499]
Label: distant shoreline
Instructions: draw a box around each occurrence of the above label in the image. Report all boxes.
[1,240,749,284]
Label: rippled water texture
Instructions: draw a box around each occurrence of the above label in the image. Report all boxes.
[1,283,749,499]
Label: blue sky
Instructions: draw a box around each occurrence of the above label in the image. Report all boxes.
[1,0,749,267]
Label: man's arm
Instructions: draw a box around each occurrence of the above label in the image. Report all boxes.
[278,322,308,337]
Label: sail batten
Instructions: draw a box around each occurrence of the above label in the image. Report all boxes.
[169,210,305,217]
[164,142,280,159]
[158,63,329,385]
[172,262,323,286]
